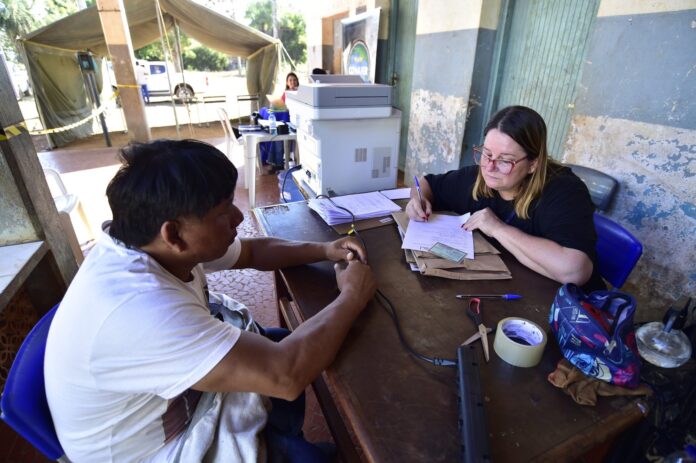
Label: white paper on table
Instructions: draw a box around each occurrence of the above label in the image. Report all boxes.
[379,187,411,200]
[308,191,401,225]
[401,213,474,259]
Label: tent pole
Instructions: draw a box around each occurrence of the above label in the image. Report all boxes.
[155,0,180,139]
[95,0,150,142]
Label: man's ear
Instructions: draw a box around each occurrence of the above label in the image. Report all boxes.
[160,220,187,253]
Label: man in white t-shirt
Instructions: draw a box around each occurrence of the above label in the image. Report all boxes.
[44,139,376,462]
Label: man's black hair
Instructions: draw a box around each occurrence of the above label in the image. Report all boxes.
[311,68,327,75]
[107,139,238,248]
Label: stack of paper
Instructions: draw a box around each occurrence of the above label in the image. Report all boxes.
[401,213,475,259]
[308,192,402,226]
[392,211,512,280]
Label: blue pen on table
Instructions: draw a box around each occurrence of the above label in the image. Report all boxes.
[413,175,428,221]
[455,294,522,300]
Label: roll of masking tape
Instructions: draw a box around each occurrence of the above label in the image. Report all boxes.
[493,317,547,368]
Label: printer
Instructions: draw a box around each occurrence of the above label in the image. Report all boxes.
[285,75,401,196]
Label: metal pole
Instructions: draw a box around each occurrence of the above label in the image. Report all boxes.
[85,70,112,147]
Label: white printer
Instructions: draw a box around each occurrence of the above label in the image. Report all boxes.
[285,75,401,196]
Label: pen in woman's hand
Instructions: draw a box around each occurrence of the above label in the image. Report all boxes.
[456,294,522,300]
[413,176,428,221]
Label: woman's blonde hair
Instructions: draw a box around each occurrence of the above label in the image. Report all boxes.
[472,106,558,219]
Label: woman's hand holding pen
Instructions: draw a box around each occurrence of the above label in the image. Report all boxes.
[406,196,432,222]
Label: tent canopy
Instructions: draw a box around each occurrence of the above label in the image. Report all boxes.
[21,0,280,146]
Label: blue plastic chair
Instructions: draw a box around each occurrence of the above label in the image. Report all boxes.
[594,213,643,289]
[1,304,65,460]
[566,164,619,212]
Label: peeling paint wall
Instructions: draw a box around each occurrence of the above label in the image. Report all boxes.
[404,0,491,180]
[405,90,467,175]
[564,4,696,310]
[0,150,38,244]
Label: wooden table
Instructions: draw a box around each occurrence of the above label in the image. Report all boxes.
[253,201,648,462]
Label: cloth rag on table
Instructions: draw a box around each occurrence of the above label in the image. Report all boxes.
[548,359,652,406]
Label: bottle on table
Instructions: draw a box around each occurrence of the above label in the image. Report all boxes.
[268,110,277,135]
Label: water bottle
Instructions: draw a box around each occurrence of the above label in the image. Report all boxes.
[268,110,277,135]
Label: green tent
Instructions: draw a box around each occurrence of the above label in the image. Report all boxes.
[21,0,279,146]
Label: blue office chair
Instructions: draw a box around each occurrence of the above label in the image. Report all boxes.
[594,213,643,289]
[1,304,65,460]
[567,163,619,212]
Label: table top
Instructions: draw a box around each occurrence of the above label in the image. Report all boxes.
[241,131,296,142]
[253,201,645,462]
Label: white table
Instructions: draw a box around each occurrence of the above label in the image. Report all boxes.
[241,131,297,208]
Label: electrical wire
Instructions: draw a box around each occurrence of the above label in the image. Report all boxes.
[280,164,302,203]
[314,193,456,368]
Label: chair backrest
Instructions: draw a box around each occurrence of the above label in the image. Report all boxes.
[216,107,232,138]
[594,213,643,289]
[566,164,618,212]
[43,169,77,214]
[1,304,64,460]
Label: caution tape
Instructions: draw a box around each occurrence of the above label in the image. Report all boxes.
[0,90,120,141]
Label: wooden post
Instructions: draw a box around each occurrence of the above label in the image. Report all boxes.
[96,0,151,142]
[0,54,77,290]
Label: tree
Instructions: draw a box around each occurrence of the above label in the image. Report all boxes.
[245,0,306,64]
[183,46,228,71]
[0,0,81,59]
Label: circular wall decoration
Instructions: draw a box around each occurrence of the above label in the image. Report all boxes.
[347,40,370,81]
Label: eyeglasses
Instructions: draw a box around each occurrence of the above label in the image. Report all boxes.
[473,146,527,175]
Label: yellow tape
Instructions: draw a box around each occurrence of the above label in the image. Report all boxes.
[1,91,120,140]
[493,317,547,368]
[116,84,140,89]
[0,122,29,141]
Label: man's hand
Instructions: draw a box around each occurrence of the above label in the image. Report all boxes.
[324,237,368,264]
[405,197,432,222]
[334,260,377,307]
[462,207,506,237]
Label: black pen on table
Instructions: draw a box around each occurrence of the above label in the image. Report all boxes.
[456,294,522,300]
[413,175,428,221]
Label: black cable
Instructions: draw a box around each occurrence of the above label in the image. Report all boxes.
[376,289,457,368]
[313,194,456,368]
[280,164,302,203]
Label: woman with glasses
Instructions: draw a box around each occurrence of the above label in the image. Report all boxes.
[406,105,604,290]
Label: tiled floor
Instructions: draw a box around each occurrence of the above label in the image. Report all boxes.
[1,128,333,461]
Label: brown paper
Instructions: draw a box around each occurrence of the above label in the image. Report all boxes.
[392,211,511,280]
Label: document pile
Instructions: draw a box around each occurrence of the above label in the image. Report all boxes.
[308,192,402,226]
[392,211,512,280]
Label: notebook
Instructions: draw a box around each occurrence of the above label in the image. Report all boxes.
[308,191,402,226]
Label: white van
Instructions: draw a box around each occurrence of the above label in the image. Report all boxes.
[134,60,211,100]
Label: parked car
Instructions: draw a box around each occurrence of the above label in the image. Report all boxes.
[136,59,208,100]
[8,62,31,99]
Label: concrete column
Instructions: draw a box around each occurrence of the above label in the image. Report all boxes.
[96,0,151,142]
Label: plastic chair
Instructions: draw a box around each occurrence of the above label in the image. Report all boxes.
[594,213,643,289]
[566,164,619,212]
[43,169,92,243]
[218,107,258,165]
[1,304,65,460]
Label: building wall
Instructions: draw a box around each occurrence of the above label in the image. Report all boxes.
[404,0,501,179]
[563,1,696,310]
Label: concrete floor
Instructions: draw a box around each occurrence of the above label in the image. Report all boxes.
[1,125,333,462]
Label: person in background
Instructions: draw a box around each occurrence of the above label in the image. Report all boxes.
[136,62,150,104]
[45,139,376,462]
[282,71,299,104]
[406,105,605,292]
